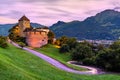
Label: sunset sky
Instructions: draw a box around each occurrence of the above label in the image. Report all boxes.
[0,0,120,26]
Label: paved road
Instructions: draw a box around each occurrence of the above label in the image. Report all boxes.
[10,41,104,75]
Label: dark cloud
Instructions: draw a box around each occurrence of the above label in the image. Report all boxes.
[0,10,23,19]
[36,15,56,19]
[35,13,68,19]
[0,0,61,6]
[0,14,6,16]
[47,7,72,14]
[9,10,24,18]
[1,0,120,25]
[0,0,16,4]
[18,0,61,3]
[114,7,120,10]
[111,1,120,6]
[85,10,99,15]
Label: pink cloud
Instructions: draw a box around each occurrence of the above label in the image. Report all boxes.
[0,0,120,26]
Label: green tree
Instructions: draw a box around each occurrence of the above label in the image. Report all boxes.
[58,36,78,53]
[56,36,69,46]
[66,38,78,50]
[0,36,8,48]
[54,39,60,46]
[96,48,120,72]
[48,30,55,44]
[9,26,20,41]
[109,40,120,49]
[82,57,96,65]
[59,44,70,53]
[95,49,110,68]
[96,44,104,51]
[80,40,92,46]
[71,44,94,61]
[8,26,26,44]
[18,42,26,48]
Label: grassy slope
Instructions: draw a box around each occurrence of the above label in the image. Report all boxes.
[0,44,120,80]
[35,44,88,71]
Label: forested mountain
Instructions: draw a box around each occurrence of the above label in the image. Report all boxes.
[50,9,120,40]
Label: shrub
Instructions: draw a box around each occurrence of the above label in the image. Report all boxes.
[48,30,55,44]
[59,44,70,53]
[82,57,96,66]
[96,48,120,72]
[0,42,8,48]
[71,44,94,61]
[109,40,120,49]
[18,42,26,48]
[0,36,8,48]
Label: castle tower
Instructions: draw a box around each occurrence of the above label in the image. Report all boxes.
[18,15,31,37]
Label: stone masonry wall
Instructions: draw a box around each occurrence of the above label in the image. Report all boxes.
[19,20,30,37]
[25,31,48,47]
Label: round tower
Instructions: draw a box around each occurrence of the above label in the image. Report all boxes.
[25,31,48,48]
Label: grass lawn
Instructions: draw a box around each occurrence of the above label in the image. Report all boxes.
[34,44,88,71]
[0,44,120,80]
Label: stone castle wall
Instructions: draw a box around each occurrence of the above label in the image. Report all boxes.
[25,31,48,47]
[19,20,30,37]
[13,15,49,48]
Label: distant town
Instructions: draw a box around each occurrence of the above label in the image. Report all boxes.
[78,40,114,46]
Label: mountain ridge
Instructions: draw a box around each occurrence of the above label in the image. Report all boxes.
[50,9,120,40]
[1,9,120,40]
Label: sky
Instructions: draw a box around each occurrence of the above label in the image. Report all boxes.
[0,0,120,26]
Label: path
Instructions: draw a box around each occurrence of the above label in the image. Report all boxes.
[9,40,105,75]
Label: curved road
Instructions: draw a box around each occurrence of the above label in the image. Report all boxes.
[10,40,104,75]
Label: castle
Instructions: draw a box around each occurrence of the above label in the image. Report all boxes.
[12,15,49,47]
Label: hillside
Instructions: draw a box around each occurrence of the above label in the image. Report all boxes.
[50,9,120,40]
[0,23,44,36]
[0,44,120,80]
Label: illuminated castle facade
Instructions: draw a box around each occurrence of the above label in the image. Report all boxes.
[13,15,49,47]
